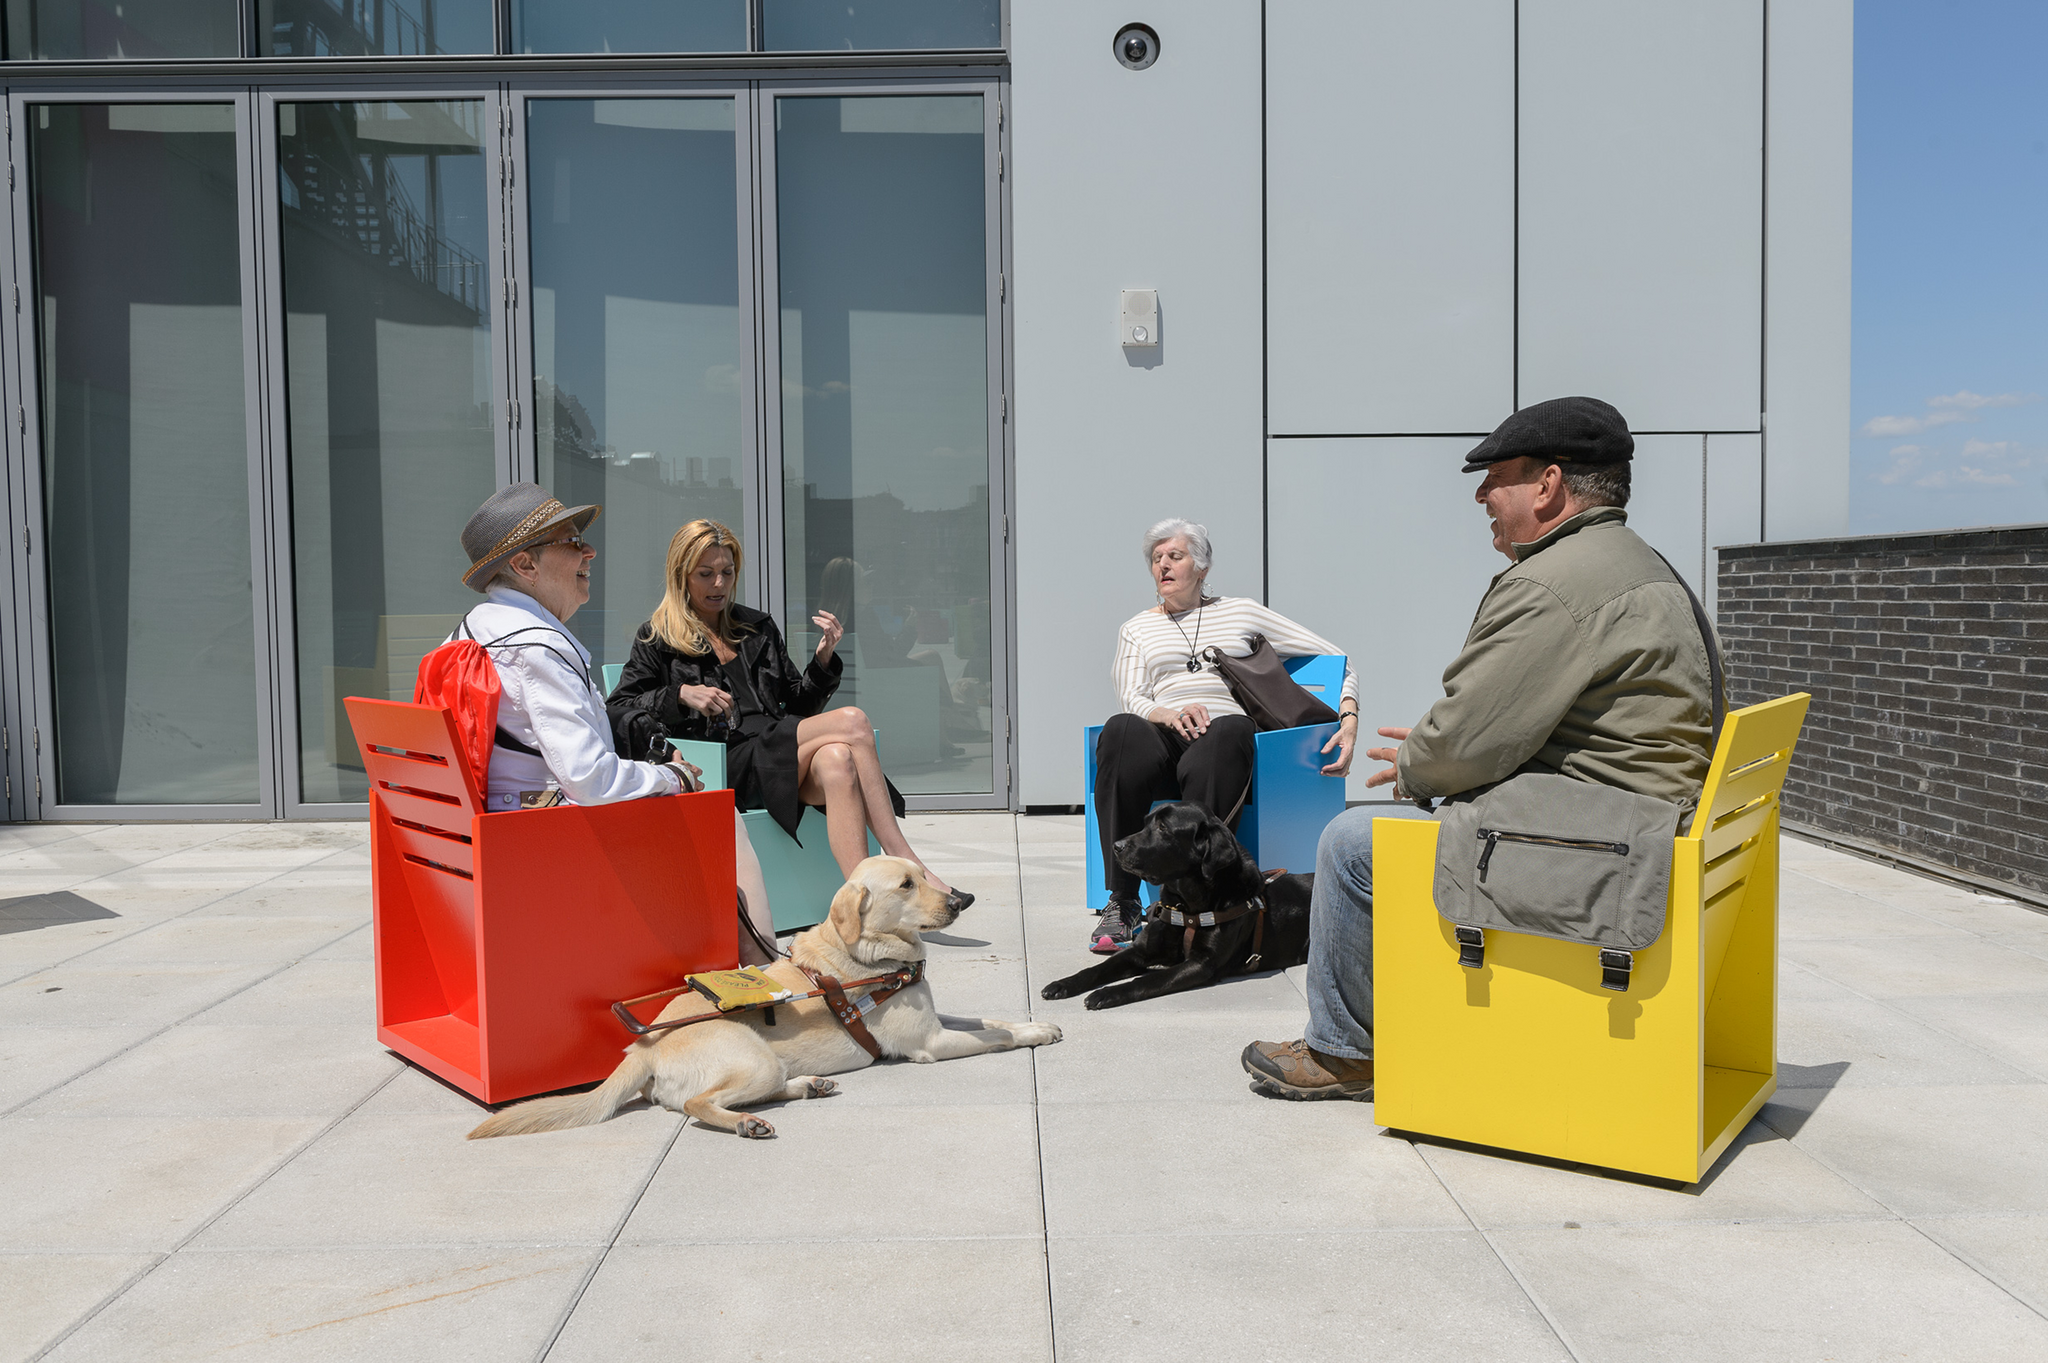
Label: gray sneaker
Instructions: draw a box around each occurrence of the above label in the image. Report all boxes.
[1089,895,1143,954]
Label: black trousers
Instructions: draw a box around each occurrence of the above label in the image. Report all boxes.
[1094,712,1256,895]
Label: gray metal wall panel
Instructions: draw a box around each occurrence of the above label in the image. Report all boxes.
[1621,432,1708,593]
[1011,1,1265,806]
[1266,0,1515,435]
[1518,0,1764,433]
[1707,432,1763,614]
[1763,0,1853,539]
[1266,438,1502,802]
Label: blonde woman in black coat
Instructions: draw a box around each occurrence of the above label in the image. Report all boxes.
[607,520,970,909]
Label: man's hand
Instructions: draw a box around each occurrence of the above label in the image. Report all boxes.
[1319,717,1357,777]
[667,754,704,793]
[1362,726,1412,790]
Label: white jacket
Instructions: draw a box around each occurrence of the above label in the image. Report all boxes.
[455,586,683,812]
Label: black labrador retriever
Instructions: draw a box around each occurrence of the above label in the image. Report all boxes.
[1041,802,1314,1010]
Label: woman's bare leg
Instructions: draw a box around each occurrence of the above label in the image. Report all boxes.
[734,811,778,966]
[795,708,955,894]
[797,740,872,875]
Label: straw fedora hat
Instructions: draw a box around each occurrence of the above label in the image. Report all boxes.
[460,482,601,592]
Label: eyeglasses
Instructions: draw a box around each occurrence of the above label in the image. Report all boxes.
[535,534,592,553]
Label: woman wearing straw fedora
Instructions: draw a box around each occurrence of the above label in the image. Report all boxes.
[453,484,782,964]
[607,519,973,913]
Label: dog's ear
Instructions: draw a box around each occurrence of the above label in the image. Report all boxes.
[827,882,870,949]
[1197,815,1248,888]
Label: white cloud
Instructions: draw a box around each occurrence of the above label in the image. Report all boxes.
[1959,439,2014,458]
[1873,446,1924,484]
[1927,390,2040,410]
[1861,410,1967,437]
[1914,465,2018,489]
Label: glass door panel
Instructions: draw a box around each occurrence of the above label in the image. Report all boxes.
[258,0,496,57]
[276,98,497,805]
[522,95,749,666]
[26,101,263,806]
[772,93,995,796]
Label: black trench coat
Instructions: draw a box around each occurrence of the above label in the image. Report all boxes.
[605,604,901,841]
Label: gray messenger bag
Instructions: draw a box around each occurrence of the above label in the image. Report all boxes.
[1429,550,1726,994]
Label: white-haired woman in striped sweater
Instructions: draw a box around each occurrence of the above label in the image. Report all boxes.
[1091,518,1360,953]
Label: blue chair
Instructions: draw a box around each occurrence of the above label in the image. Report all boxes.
[600,663,875,933]
[1082,654,1348,911]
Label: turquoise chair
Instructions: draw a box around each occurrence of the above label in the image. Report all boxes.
[601,663,874,933]
[1082,654,1348,911]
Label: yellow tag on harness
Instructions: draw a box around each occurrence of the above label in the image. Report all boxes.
[686,967,797,1013]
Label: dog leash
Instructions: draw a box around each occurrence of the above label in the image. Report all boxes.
[611,959,926,1047]
[1154,868,1289,966]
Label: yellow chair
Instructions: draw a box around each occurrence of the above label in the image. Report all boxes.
[1372,692,1811,1183]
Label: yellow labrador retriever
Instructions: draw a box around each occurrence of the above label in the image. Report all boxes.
[469,857,1060,1139]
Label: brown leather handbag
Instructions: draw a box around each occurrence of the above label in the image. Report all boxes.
[1200,634,1340,732]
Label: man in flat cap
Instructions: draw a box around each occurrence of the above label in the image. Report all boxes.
[1242,396,1721,1100]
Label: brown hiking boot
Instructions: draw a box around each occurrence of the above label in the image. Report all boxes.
[1241,1038,1374,1101]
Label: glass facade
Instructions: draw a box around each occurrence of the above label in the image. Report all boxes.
[278,99,496,804]
[5,0,240,60]
[764,0,1000,52]
[525,97,747,665]
[775,94,994,794]
[259,0,494,58]
[28,102,261,805]
[0,21,1009,818]
[513,1,744,55]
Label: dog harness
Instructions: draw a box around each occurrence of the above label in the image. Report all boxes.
[611,959,927,1060]
[1155,869,1289,966]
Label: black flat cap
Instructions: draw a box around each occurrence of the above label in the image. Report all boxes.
[1461,396,1634,473]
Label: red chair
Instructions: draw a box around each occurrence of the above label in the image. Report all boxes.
[344,698,737,1105]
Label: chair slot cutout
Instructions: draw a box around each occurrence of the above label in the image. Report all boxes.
[392,816,472,846]
[402,852,475,881]
[380,781,461,806]
[369,745,449,766]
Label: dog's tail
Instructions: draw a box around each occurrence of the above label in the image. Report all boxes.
[466,1044,655,1140]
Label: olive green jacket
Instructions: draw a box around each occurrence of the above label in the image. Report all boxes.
[1396,507,1719,808]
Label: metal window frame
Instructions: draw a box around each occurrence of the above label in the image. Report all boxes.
[253,76,513,819]
[752,73,1012,810]
[501,74,767,618]
[6,85,281,820]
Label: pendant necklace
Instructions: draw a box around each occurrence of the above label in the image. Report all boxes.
[1167,597,1208,672]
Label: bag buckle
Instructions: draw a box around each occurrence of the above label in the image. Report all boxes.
[1599,948,1633,992]
[1453,925,1485,969]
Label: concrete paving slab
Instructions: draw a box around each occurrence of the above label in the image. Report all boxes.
[1914,1214,2048,1319]
[189,959,373,1029]
[0,961,279,1029]
[817,1040,1041,1108]
[24,1024,401,1119]
[1776,992,2038,1088]
[1494,1218,2048,1362]
[1039,1099,1464,1236]
[0,1115,320,1252]
[1778,871,1974,940]
[0,1250,157,1361]
[1890,991,2048,1082]
[621,1101,1044,1244]
[0,918,157,981]
[305,924,372,962]
[41,1246,596,1363]
[1758,1084,2048,1217]
[1785,932,2048,999]
[183,882,370,919]
[1047,1229,1572,1363]
[78,915,361,967]
[193,1110,678,1250]
[0,1024,157,1114]
[1033,1006,1305,1106]
[548,1239,1054,1363]
[1413,1122,1886,1229]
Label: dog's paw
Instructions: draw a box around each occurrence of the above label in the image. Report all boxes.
[1083,990,1128,1011]
[802,1077,838,1099]
[1016,1022,1063,1045]
[1040,979,1078,1001]
[735,1116,776,1139]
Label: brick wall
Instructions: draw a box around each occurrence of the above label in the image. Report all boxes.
[1716,525,2048,901]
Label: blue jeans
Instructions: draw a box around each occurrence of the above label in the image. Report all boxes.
[1304,808,1377,1059]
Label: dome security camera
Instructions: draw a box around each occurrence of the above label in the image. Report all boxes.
[1114,24,1160,71]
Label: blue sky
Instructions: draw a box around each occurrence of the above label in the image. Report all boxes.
[1851,0,2048,532]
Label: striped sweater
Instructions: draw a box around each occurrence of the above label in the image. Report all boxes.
[1112,596,1358,720]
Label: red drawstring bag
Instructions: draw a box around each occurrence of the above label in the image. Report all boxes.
[414,629,500,795]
